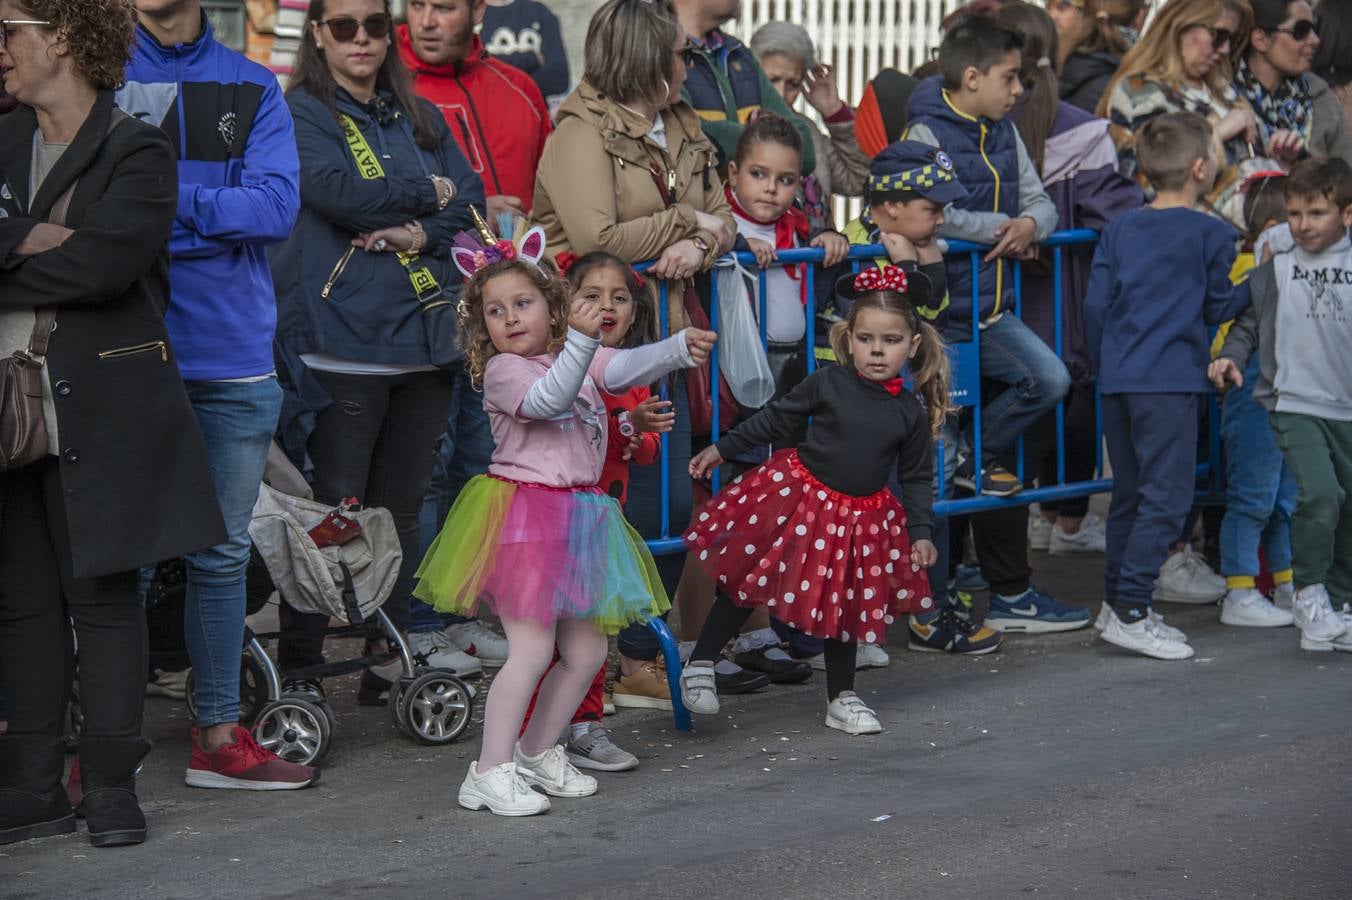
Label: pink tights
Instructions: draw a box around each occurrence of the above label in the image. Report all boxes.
[478,616,609,767]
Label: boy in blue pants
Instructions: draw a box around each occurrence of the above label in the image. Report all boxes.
[1085,112,1252,660]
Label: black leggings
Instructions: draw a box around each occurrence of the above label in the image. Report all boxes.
[279,369,454,671]
[691,593,856,699]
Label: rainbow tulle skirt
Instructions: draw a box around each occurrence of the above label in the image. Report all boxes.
[412,474,669,634]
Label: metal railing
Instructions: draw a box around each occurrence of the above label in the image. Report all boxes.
[633,229,1223,730]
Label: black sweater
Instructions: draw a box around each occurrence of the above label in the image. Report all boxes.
[716,364,934,541]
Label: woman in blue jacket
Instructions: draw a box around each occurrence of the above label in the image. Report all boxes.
[270,0,484,697]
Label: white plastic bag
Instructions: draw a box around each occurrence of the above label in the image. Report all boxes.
[713,260,775,408]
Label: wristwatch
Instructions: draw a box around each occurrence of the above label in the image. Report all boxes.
[430,175,454,210]
[691,235,712,255]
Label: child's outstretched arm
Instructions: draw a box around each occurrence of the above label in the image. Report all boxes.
[894,417,936,567]
[1210,262,1270,388]
[597,328,716,393]
[690,371,823,481]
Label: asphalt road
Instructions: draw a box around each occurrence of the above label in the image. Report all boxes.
[3,551,1350,899]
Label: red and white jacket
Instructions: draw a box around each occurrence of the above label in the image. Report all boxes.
[396,28,551,212]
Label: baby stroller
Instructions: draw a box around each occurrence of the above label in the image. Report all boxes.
[240,474,476,765]
[133,452,476,766]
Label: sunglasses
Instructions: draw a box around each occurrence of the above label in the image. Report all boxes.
[320,13,392,43]
[1270,20,1317,41]
[1207,27,1235,49]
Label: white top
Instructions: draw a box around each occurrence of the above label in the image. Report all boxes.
[729,203,806,343]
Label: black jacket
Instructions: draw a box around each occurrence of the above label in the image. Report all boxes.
[1060,52,1121,114]
[0,91,226,578]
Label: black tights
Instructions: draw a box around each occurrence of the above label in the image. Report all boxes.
[691,593,857,699]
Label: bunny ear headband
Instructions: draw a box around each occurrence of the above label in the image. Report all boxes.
[451,205,548,279]
[835,265,910,299]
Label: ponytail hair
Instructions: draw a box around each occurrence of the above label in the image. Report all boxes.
[990,2,1060,174]
[829,291,953,437]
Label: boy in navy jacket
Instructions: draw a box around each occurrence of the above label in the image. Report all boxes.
[1085,112,1252,661]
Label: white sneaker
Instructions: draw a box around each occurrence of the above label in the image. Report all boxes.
[1292,585,1349,644]
[514,743,598,798]
[1094,604,1186,642]
[1300,611,1352,652]
[1273,582,1295,610]
[458,762,551,816]
[1153,548,1226,604]
[1099,609,1195,660]
[445,620,509,667]
[1220,588,1295,628]
[855,642,891,669]
[1049,515,1106,556]
[826,691,882,735]
[1028,513,1052,551]
[679,661,720,715]
[408,631,484,677]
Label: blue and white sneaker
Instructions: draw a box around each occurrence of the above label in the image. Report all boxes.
[985,587,1092,634]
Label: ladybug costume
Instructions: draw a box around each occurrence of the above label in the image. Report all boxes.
[684,267,937,642]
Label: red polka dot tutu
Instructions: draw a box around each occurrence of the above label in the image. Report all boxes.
[684,449,936,642]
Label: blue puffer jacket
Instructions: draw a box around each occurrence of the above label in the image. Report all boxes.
[271,88,483,369]
[907,77,1022,324]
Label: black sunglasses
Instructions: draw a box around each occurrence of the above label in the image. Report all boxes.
[1208,26,1235,49]
[1270,20,1317,41]
[320,13,392,43]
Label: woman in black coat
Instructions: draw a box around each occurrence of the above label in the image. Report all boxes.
[0,1,224,848]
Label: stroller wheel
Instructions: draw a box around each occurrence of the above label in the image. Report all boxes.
[388,680,412,736]
[184,652,272,727]
[397,671,473,745]
[253,697,332,766]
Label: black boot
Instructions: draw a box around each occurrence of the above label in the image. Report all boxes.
[76,737,151,847]
[0,734,76,844]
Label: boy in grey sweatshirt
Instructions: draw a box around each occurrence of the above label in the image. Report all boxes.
[1212,157,1352,653]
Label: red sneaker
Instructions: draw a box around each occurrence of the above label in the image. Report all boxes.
[185,726,319,791]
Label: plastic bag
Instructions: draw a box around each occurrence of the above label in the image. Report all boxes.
[713,260,775,408]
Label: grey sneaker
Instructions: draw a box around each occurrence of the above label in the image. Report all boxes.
[564,722,638,772]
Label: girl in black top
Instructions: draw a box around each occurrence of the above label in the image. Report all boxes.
[679,268,950,735]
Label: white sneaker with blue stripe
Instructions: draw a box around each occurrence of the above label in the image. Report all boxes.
[985,587,1092,633]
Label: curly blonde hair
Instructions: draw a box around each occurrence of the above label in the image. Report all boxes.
[19,0,136,90]
[459,259,574,389]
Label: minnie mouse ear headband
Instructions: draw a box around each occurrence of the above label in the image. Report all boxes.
[555,251,648,290]
[835,265,910,300]
[452,205,548,279]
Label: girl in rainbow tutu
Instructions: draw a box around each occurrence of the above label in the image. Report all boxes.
[413,221,714,816]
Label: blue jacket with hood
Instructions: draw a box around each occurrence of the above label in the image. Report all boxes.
[118,16,300,380]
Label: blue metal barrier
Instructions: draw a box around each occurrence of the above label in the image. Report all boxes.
[631,230,1220,730]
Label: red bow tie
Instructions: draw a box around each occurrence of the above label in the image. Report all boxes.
[857,370,905,396]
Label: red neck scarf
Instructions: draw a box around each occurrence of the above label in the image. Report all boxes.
[725,185,811,304]
[857,370,905,396]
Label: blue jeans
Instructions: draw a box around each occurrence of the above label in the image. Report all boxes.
[183,378,283,728]
[409,366,495,634]
[1219,360,1297,579]
[945,314,1072,461]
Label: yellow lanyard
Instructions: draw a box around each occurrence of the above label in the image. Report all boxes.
[331,114,448,310]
